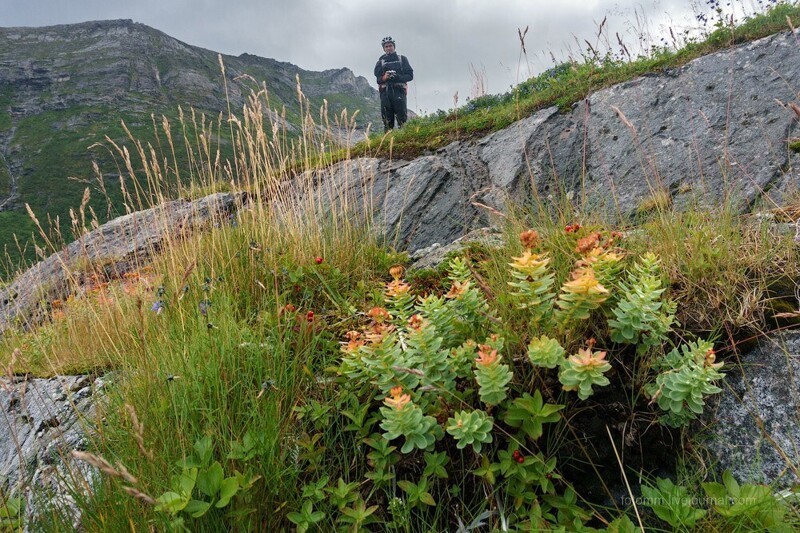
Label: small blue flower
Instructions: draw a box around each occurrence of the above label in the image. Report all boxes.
[151,300,165,314]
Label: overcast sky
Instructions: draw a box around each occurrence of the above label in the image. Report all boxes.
[4,0,738,114]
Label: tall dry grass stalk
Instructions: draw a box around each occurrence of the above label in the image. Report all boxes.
[125,404,153,461]
[72,450,156,505]
[0,59,392,531]
[3,55,382,376]
[71,451,137,485]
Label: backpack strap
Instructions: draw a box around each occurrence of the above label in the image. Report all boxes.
[380,55,404,72]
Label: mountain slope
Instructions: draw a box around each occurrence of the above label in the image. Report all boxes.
[0,19,380,269]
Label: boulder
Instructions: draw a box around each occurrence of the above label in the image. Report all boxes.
[704,330,800,488]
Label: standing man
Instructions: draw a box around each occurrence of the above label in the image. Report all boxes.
[374,36,413,133]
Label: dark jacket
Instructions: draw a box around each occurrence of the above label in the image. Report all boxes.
[374,52,413,91]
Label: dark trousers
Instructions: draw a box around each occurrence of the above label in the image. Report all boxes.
[380,86,407,132]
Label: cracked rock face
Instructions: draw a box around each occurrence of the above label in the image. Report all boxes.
[0,375,105,530]
[292,30,799,255]
[704,331,800,488]
[581,32,800,214]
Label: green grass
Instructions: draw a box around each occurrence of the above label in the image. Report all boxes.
[12,190,797,531]
[3,3,800,531]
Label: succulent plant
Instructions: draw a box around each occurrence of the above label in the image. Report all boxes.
[559,347,612,400]
[473,345,513,406]
[379,387,442,453]
[508,251,556,327]
[446,410,494,453]
[645,339,724,426]
[608,252,676,351]
[554,267,610,327]
[527,335,565,369]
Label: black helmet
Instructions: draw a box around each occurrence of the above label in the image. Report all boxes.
[381,36,395,47]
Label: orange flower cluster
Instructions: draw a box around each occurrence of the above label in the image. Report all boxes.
[84,273,110,295]
[569,347,608,368]
[386,279,411,298]
[389,265,406,281]
[367,306,391,323]
[519,229,540,249]
[341,305,399,352]
[574,230,624,256]
[445,280,470,299]
[364,322,396,344]
[575,232,602,254]
[342,330,365,354]
[475,344,499,366]
[384,386,411,410]
[407,314,425,331]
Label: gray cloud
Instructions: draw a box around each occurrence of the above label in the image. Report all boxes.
[5,0,715,114]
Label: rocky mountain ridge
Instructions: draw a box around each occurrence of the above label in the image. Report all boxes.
[0,19,377,120]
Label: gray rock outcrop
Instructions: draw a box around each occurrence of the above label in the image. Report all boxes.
[705,331,800,488]
[409,227,505,271]
[296,29,799,253]
[0,191,244,335]
[0,375,102,529]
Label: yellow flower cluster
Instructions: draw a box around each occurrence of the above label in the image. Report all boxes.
[562,268,609,297]
[509,250,551,276]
